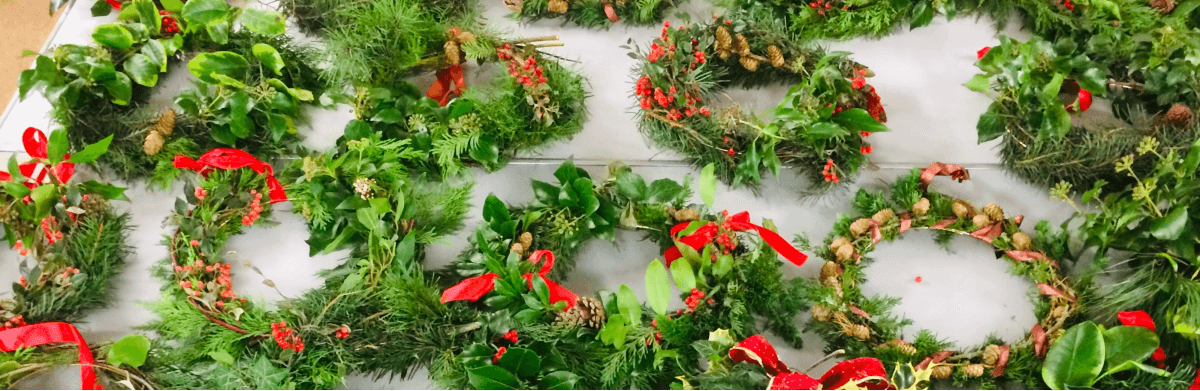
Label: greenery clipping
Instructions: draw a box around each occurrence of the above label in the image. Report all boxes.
[507,0,684,28]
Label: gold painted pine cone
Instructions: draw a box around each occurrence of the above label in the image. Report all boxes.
[547,0,568,13]
[952,200,974,218]
[912,197,930,215]
[144,131,165,155]
[830,237,851,252]
[983,203,1004,222]
[872,209,894,225]
[983,344,1001,365]
[820,261,840,280]
[154,109,176,137]
[931,365,953,379]
[509,242,525,255]
[767,45,785,67]
[811,304,832,322]
[835,245,855,261]
[674,208,700,222]
[740,57,759,71]
[972,214,992,229]
[894,340,917,355]
[842,323,870,340]
[961,363,985,377]
[1012,232,1032,250]
[715,26,732,59]
[556,297,606,328]
[504,0,523,12]
[849,218,872,237]
[734,34,751,56]
[444,41,462,66]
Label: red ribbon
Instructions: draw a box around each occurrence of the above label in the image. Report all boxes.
[173,149,287,203]
[918,162,969,190]
[663,211,807,268]
[426,65,466,107]
[1037,283,1076,303]
[440,250,579,310]
[990,345,1011,377]
[0,127,75,188]
[1031,323,1047,358]
[731,335,889,390]
[603,2,619,21]
[0,322,100,389]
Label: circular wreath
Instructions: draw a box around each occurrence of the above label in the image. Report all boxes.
[803,163,1080,388]
[632,15,889,191]
[721,0,1200,192]
[139,138,473,389]
[346,27,589,177]
[0,127,136,388]
[19,0,327,183]
[432,161,814,389]
[503,0,682,28]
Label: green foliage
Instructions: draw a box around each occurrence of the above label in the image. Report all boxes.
[1042,321,1165,389]
[510,0,681,28]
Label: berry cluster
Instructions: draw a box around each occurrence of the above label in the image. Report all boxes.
[498,46,548,88]
[173,237,239,309]
[334,325,351,339]
[492,346,507,363]
[160,10,181,35]
[634,21,714,122]
[241,189,264,226]
[822,159,840,183]
[808,0,849,14]
[12,240,28,257]
[41,216,64,244]
[502,329,518,344]
[271,321,305,352]
[684,288,708,311]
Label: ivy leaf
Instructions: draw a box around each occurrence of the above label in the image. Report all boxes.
[251,43,284,76]
[598,314,629,349]
[496,347,541,379]
[1042,321,1105,390]
[617,284,641,325]
[107,334,151,368]
[237,8,285,36]
[124,53,159,87]
[645,259,671,316]
[187,51,248,84]
[539,371,580,390]
[699,163,716,208]
[483,194,509,224]
[469,134,501,167]
[92,24,135,49]
[180,0,229,28]
[669,256,696,292]
[1040,73,1066,104]
[965,74,990,92]
[645,179,684,205]
[1078,68,1107,96]
[614,170,648,201]
[1150,205,1189,240]
[1100,326,1158,378]
[249,355,288,389]
[467,365,520,390]
[910,1,935,29]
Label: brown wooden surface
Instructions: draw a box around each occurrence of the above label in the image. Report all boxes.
[0,0,63,109]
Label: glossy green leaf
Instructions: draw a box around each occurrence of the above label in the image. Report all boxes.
[180,0,229,28]
[699,163,715,208]
[539,371,580,390]
[237,8,285,36]
[808,122,849,140]
[187,51,248,84]
[910,1,935,29]
[1078,68,1107,95]
[1101,326,1158,378]
[467,365,520,390]
[645,259,671,316]
[251,43,284,75]
[141,39,168,72]
[1150,205,1189,240]
[617,284,641,325]
[965,74,990,92]
[496,347,541,379]
[107,334,151,368]
[124,53,159,87]
[1042,321,1105,390]
[102,73,132,105]
[47,129,68,164]
[133,0,161,32]
[598,314,628,349]
[78,180,127,201]
[669,256,696,292]
[831,108,889,133]
[92,24,135,49]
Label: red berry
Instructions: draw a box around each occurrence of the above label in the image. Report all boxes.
[915,276,923,283]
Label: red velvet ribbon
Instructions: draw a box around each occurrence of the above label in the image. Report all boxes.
[0,322,100,389]
[918,162,969,190]
[173,149,287,203]
[1031,323,1047,358]
[426,65,466,107]
[990,345,1011,377]
[603,3,619,21]
[663,211,807,267]
[440,250,579,310]
[0,127,74,188]
[1037,283,1077,303]
[731,335,889,390]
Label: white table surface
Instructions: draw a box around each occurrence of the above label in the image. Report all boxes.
[1,0,1093,389]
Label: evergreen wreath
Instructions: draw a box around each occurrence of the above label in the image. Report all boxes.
[19,0,327,184]
[631,15,889,191]
[431,161,815,389]
[718,0,1200,192]
[0,127,148,389]
[798,162,1082,389]
[503,0,684,28]
[139,137,473,389]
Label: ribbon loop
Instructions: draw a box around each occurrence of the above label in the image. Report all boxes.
[426,65,466,106]
[663,212,807,268]
[0,322,100,390]
[919,162,970,190]
[174,149,287,203]
[441,250,578,310]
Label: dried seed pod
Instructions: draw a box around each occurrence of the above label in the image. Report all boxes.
[830,237,851,253]
[972,214,992,229]
[767,45,785,67]
[952,200,974,218]
[674,208,701,222]
[734,34,751,56]
[835,245,855,262]
[931,365,953,379]
[144,131,164,155]
[444,41,462,66]
[872,209,895,225]
[547,0,568,13]
[740,57,759,71]
[912,197,930,215]
[455,31,476,43]
[983,344,1002,365]
[961,364,985,377]
[518,232,533,251]
[1012,232,1032,250]
[1164,104,1194,126]
[820,261,840,280]
[1050,305,1066,319]
[849,218,872,237]
[811,304,832,322]
[983,203,1004,222]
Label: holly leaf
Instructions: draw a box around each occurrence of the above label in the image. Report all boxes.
[699,163,715,208]
[467,365,520,390]
[496,347,541,379]
[539,371,580,390]
[107,334,151,368]
[1042,321,1105,390]
[645,259,671,316]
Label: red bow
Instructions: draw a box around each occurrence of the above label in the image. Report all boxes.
[1118,310,1166,367]
[918,162,969,190]
[0,127,75,188]
[663,211,807,268]
[730,335,890,390]
[441,250,579,310]
[173,149,286,203]
[426,65,466,107]
[0,322,100,389]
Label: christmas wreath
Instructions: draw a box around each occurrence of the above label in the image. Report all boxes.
[799,163,1083,388]
[138,135,473,389]
[0,127,151,389]
[19,0,327,183]
[430,161,816,389]
[631,15,889,191]
[502,0,683,28]
[718,0,1200,191]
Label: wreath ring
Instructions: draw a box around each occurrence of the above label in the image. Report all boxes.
[632,15,890,191]
[806,162,1079,386]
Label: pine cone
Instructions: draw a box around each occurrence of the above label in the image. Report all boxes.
[456,31,477,43]
[155,109,176,137]
[843,323,870,340]
[504,0,523,12]
[894,340,917,355]
[144,131,164,155]
[1149,0,1174,14]
[821,261,840,280]
[983,203,1004,222]
[767,45,785,67]
[835,245,855,261]
[734,34,751,56]
[961,364,985,377]
[822,276,839,288]
[972,214,992,229]
[547,0,568,13]
[444,41,462,66]
[1012,232,1032,250]
[811,304,832,322]
[578,297,606,328]
[912,198,930,215]
[740,57,759,71]
[518,232,533,251]
[715,26,732,54]
[509,242,525,255]
[872,209,895,224]
[849,218,872,237]
[952,200,974,218]
[931,365,953,379]
[983,344,1002,365]
[1164,104,1194,126]
[674,208,700,222]
[830,237,851,252]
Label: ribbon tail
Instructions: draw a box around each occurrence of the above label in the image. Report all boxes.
[172,156,205,172]
[440,273,499,303]
[265,176,288,204]
[769,373,820,390]
[750,224,807,267]
[22,127,48,159]
[0,322,100,390]
[540,277,578,310]
[819,357,890,390]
